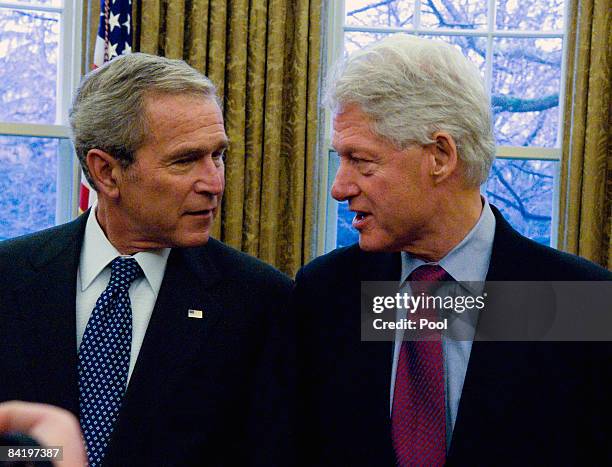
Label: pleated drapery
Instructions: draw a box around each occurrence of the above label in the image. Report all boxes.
[558,0,611,269]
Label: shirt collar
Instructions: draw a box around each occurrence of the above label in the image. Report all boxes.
[400,197,496,293]
[79,207,171,293]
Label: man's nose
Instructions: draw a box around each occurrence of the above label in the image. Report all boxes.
[330,163,359,201]
[194,157,224,195]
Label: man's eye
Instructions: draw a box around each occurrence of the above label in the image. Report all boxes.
[351,157,371,164]
[212,151,226,164]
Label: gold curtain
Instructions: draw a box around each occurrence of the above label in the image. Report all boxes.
[558,0,611,269]
[85,0,322,276]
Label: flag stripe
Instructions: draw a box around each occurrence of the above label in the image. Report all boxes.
[79,0,132,211]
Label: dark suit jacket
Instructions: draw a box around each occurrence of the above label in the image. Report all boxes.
[293,206,611,466]
[0,212,292,466]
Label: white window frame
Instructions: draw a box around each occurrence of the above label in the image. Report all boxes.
[317,0,569,254]
[0,0,83,226]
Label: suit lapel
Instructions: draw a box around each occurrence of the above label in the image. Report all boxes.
[108,245,223,452]
[484,205,525,282]
[448,206,529,462]
[447,340,529,462]
[13,215,88,415]
[359,250,399,456]
[358,249,399,400]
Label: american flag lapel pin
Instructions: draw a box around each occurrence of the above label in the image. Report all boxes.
[188,309,203,319]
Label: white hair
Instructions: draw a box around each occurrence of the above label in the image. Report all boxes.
[325,35,495,187]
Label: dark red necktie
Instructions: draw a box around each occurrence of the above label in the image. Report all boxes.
[392,264,450,466]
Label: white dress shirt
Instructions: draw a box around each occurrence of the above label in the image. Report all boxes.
[76,208,171,384]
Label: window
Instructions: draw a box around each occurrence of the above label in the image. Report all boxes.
[320,0,567,252]
[0,0,82,240]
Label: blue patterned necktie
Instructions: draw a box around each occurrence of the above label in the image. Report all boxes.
[78,256,143,467]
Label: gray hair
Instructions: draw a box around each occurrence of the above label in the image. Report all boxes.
[69,52,218,189]
[325,35,495,187]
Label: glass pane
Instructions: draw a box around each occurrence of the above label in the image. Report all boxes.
[8,1,62,7]
[0,135,59,240]
[496,0,565,31]
[420,0,488,29]
[492,38,562,147]
[483,158,557,246]
[344,30,392,55]
[0,8,60,125]
[345,0,416,28]
[336,201,360,248]
[420,34,487,76]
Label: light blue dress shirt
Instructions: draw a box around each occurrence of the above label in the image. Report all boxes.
[390,198,496,451]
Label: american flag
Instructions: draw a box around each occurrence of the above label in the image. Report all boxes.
[79,0,132,212]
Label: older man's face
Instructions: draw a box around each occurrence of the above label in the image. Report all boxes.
[115,94,227,249]
[331,103,436,252]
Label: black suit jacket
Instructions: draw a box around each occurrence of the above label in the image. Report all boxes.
[0,212,292,466]
[293,206,611,466]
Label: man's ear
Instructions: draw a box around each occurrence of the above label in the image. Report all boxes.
[429,132,458,184]
[86,149,122,199]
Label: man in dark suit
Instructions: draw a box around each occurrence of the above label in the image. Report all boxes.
[0,53,291,466]
[293,35,611,466]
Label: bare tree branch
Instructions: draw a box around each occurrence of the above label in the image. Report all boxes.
[523,113,547,145]
[424,0,478,29]
[347,0,396,18]
[12,10,59,23]
[490,165,551,221]
[485,191,551,222]
[512,163,554,180]
[495,46,561,67]
[492,94,558,113]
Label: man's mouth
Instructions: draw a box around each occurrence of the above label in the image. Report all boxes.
[187,209,215,216]
[352,210,371,229]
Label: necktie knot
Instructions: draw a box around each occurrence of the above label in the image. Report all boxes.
[109,257,143,291]
[408,264,451,296]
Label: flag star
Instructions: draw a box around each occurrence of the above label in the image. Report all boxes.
[108,11,121,32]
[123,14,131,35]
[107,41,119,58]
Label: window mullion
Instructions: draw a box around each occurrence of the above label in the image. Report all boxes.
[496,146,560,161]
[485,0,495,97]
[343,25,562,38]
[58,0,82,126]
[0,122,70,138]
[56,138,75,224]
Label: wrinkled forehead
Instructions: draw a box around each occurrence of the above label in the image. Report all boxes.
[137,93,226,149]
[142,90,220,114]
[332,102,375,128]
[141,92,223,132]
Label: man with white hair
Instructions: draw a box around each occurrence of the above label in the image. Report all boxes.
[292,35,611,466]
